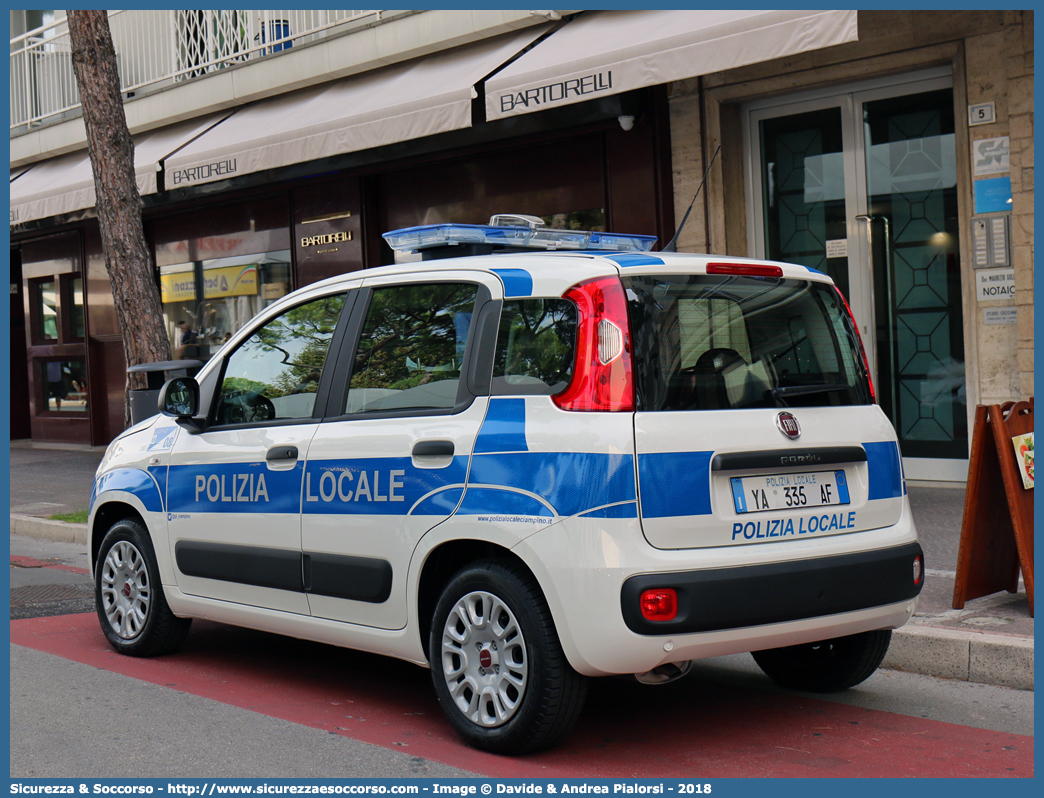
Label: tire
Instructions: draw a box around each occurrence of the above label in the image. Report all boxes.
[752,629,892,692]
[95,518,191,657]
[429,560,587,754]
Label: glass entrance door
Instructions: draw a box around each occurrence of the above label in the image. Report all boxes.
[746,71,968,480]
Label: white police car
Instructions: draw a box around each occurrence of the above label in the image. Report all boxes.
[89,215,923,754]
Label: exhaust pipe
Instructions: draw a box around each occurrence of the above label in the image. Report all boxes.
[634,660,694,685]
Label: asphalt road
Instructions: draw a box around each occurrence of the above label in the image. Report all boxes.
[9,531,1034,780]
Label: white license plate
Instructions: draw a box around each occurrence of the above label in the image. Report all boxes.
[731,470,850,514]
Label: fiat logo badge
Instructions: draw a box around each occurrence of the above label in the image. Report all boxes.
[776,411,801,439]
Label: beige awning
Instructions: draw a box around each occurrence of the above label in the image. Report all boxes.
[10,113,229,225]
[486,10,859,120]
[164,26,552,189]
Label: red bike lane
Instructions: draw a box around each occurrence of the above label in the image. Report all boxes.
[10,613,1032,778]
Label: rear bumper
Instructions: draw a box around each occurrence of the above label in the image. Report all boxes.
[621,541,923,635]
[515,503,921,677]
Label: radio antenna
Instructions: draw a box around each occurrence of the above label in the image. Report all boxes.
[661,143,722,252]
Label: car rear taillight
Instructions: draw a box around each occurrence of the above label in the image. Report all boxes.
[707,261,784,278]
[553,276,634,412]
[834,285,876,403]
[640,589,678,622]
[913,554,924,586]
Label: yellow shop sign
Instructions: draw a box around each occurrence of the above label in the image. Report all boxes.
[161,264,258,303]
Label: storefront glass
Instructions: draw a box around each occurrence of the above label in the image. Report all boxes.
[41,359,87,413]
[36,280,57,340]
[70,276,84,339]
[151,196,292,363]
[161,251,293,361]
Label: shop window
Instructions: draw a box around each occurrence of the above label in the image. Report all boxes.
[40,359,87,413]
[542,209,605,232]
[161,250,293,362]
[69,276,84,339]
[31,275,84,344]
[35,279,58,341]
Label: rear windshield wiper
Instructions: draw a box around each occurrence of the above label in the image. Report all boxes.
[768,383,847,398]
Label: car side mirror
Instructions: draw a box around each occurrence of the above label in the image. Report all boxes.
[159,376,208,433]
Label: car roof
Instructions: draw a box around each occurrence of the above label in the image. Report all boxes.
[302,250,835,296]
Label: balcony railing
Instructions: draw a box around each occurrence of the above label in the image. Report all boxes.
[11,10,388,133]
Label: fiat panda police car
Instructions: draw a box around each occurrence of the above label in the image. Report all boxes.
[89,214,924,754]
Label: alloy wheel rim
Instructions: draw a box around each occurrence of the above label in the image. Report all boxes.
[440,590,528,727]
[100,540,151,640]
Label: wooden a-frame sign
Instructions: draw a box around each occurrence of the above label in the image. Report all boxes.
[953,399,1034,616]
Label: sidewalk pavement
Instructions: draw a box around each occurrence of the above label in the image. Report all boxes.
[8,439,1033,691]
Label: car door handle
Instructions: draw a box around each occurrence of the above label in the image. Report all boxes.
[266,445,299,461]
[412,441,454,457]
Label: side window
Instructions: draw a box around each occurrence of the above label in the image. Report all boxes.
[345,282,478,414]
[214,293,346,425]
[492,299,576,395]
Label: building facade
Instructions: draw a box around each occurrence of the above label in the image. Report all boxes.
[9,9,1033,485]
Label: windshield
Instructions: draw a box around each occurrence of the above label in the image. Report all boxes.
[624,274,873,411]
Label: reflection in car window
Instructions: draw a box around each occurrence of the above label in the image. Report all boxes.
[492,299,576,395]
[346,283,478,414]
[625,275,872,411]
[215,293,346,424]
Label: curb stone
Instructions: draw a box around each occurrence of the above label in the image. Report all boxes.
[9,514,1033,691]
[879,626,1032,691]
[10,514,88,545]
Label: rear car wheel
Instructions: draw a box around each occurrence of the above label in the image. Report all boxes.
[429,560,587,754]
[752,629,892,692]
[95,518,191,656]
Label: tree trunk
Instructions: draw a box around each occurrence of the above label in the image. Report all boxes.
[67,10,172,427]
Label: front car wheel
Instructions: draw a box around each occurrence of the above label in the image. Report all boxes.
[95,518,191,657]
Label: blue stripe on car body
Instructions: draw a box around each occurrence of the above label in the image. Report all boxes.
[474,398,528,453]
[167,462,303,514]
[864,441,905,499]
[491,268,533,298]
[603,253,666,268]
[637,451,714,518]
[91,468,165,514]
[579,502,638,519]
[301,456,469,516]
[468,451,636,518]
[456,488,555,518]
[409,488,465,516]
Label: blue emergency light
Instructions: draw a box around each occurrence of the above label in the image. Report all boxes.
[383,214,657,260]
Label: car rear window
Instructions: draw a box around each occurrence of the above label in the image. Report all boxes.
[492,299,576,395]
[624,274,872,411]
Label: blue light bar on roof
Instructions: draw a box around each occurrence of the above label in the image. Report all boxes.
[383,221,657,254]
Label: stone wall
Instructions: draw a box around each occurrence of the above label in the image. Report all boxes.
[666,79,705,254]
[965,11,1034,402]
